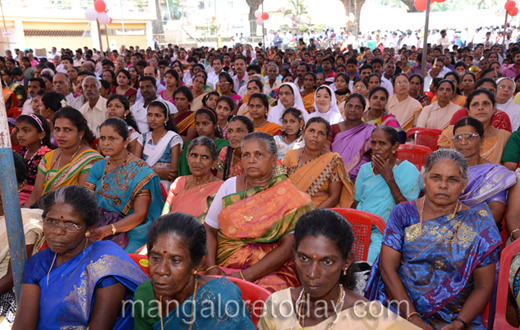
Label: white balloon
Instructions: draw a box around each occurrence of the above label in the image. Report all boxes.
[255,9,262,18]
[85,8,99,21]
[256,18,264,25]
[98,12,111,25]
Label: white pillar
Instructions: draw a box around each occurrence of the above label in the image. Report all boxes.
[146,21,153,49]
[14,19,25,50]
[90,20,101,50]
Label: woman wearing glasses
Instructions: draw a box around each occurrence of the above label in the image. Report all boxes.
[217,72,242,111]
[495,77,520,131]
[452,117,516,225]
[387,74,423,131]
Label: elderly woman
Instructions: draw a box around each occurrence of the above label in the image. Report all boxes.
[353,126,423,263]
[417,79,463,130]
[452,117,516,225]
[438,89,511,164]
[163,136,224,222]
[205,132,313,292]
[13,185,148,330]
[283,117,355,209]
[496,77,520,131]
[133,213,256,329]
[365,149,502,330]
[363,87,406,143]
[267,82,308,124]
[86,118,164,253]
[409,74,431,108]
[330,94,375,181]
[258,209,420,330]
[305,85,343,125]
[387,73,423,131]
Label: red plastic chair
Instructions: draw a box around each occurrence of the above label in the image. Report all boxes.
[128,253,150,277]
[330,208,386,262]
[395,144,433,172]
[7,107,22,119]
[224,277,271,326]
[493,237,520,329]
[406,128,443,152]
[160,182,168,201]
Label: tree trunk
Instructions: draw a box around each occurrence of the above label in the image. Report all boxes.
[401,0,420,12]
[339,0,366,35]
[246,0,262,36]
[153,0,165,35]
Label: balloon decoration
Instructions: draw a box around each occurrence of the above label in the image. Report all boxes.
[435,0,446,3]
[510,7,519,16]
[255,9,262,19]
[505,0,516,11]
[414,0,427,11]
[256,18,264,25]
[84,1,113,25]
[98,12,111,25]
[94,0,106,12]
[85,8,99,21]
[261,12,269,20]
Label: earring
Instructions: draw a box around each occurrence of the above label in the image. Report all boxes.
[85,231,90,238]
[193,270,198,275]
[124,114,127,119]
[164,121,167,126]
[40,139,43,145]
[343,268,347,276]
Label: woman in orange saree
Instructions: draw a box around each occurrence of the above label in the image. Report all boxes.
[204,132,313,293]
[172,85,197,143]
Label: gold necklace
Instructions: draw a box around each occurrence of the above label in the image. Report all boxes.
[51,144,82,171]
[160,275,199,330]
[419,197,460,234]
[294,284,345,330]
[151,130,167,150]
[47,238,88,286]
[297,149,323,169]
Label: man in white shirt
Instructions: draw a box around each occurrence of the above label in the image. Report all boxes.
[48,47,59,59]
[264,63,281,94]
[437,29,451,51]
[22,78,45,115]
[79,76,107,137]
[207,57,223,90]
[371,59,393,95]
[135,66,166,104]
[424,58,448,92]
[53,73,75,105]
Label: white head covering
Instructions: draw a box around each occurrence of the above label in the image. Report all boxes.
[267,82,308,124]
[305,85,343,124]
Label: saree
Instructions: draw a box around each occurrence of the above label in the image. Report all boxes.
[161,176,224,223]
[416,101,462,130]
[21,241,148,330]
[19,146,52,205]
[460,163,516,207]
[216,175,313,293]
[432,94,466,107]
[302,91,315,113]
[365,112,406,143]
[174,111,196,136]
[387,94,423,131]
[38,149,103,195]
[85,159,164,253]
[216,146,245,178]
[133,277,256,330]
[365,202,502,329]
[255,122,283,136]
[449,109,512,133]
[331,123,375,180]
[414,93,430,108]
[178,138,229,176]
[191,92,208,111]
[283,151,355,209]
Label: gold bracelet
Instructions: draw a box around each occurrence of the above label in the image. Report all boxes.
[111,224,116,235]
[511,228,520,242]
[205,265,219,272]
[239,270,246,281]
[407,312,421,321]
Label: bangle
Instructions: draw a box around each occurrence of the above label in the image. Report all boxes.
[111,224,116,235]
[239,270,246,281]
[407,312,421,321]
[452,316,468,328]
[511,228,520,241]
[205,265,219,272]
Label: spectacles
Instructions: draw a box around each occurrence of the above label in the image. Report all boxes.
[395,81,409,86]
[354,85,366,90]
[452,133,480,142]
[345,104,364,110]
[43,218,85,233]
[279,91,293,96]
[498,85,514,91]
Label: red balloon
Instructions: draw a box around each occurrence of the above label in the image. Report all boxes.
[505,0,516,11]
[94,0,106,13]
[436,0,446,2]
[510,7,519,16]
[109,18,113,24]
[211,16,216,21]
[414,0,427,11]
[261,12,269,20]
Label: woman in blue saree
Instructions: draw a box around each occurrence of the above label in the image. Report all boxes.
[365,150,502,330]
[14,185,148,330]
[86,118,164,253]
[133,213,256,330]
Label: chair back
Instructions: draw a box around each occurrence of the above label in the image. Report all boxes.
[225,277,271,326]
[128,253,150,277]
[330,208,386,262]
[493,238,520,329]
[160,182,168,201]
[395,144,432,172]
[406,128,442,151]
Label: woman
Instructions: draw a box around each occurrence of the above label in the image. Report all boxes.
[205,132,314,292]
[249,93,283,136]
[133,213,256,329]
[365,149,501,330]
[330,94,375,181]
[431,72,467,107]
[274,108,305,160]
[111,70,137,106]
[86,118,164,253]
[14,185,148,330]
[353,126,423,263]
[128,66,139,89]
[23,107,103,207]
[158,69,179,104]
[452,117,516,224]
[163,137,224,222]
[496,77,520,131]
[387,74,423,131]
[202,91,219,109]
[237,80,264,118]
[218,72,242,109]
[106,94,141,155]
[461,72,477,97]
[283,117,355,209]
[215,95,235,139]
[301,72,316,114]
[172,86,197,143]
[438,89,511,164]
[102,70,117,91]
[417,79,462,130]
[216,116,255,180]
[409,74,430,108]
[258,209,420,330]
[334,73,350,105]
[367,73,381,92]
[363,87,406,143]
[178,107,229,176]
[305,85,343,125]
[267,82,308,124]
[190,74,209,111]
[0,152,45,326]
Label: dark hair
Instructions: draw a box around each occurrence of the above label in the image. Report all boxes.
[100,117,130,140]
[29,77,45,89]
[304,72,317,87]
[454,62,467,71]
[195,107,222,138]
[164,68,179,81]
[480,68,498,79]
[344,93,367,111]
[334,73,350,93]
[281,108,305,140]
[41,92,65,113]
[102,70,117,86]
[368,86,389,100]
[148,100,178,133]
[294,209,356,289]
[474,77,497,91]
[16,113,54,149]
[248,93,269,115]
[147,212,207,267]
[139,76,157,88]
[461,72,477,84]
[247,79,264,92]
[42,185,99,228]
[367,73,381,85]
[306,116,331,136]
[116,69,131,82]
[174,85,194,105]
[100,79,110,91]
[436,79,455,94]
[218,72,235,94]
[34,90,46,98]
[201,91,219,107]
[187,136,219,160]
[223,116,254,180]
[353,78,368,89]
[216,95,236,113]
[13,151,28,184]
[106,94,140,133]
[465,89,496,108]
[453,116,484,138]
[53,107,96,143]
[373,125,399,145]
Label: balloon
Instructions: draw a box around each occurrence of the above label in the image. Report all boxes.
[94,0,106,13]
[109,18,113,24]
[256,18,264,25]
[85,8,99,21]
[414,0,426,11]
[211,16,216,21]
[436,0,446,2]
[510,7,519,16]
[261,12,269,20]
[98,12,111,25]
[255,9,261,18]
[505,0,516,11]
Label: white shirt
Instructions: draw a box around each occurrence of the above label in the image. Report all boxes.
[437,36,451,50]
[130,97,178,134]
[423,68,450,92]
[22,99,33,115]
[497,99,520,131]
[65,93,75,106]
[70,94,86,111]
[264,78,281,94]
[207,70,222,90]
[79,96,108,137]
[381,76,394,95]
[205,177,238,229]
[56,64,67,74]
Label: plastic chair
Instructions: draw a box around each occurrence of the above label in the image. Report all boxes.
[406,128,443,152]
[395,144,432,172]
[7,107,22,119]
[224,277,271,326]
[330,208,386,262]
[493,237,520,329]
[128,253,150,277]
[160,182,168,201]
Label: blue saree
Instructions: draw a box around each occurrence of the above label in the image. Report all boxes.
[21,241,149,330]
[86,159,164,252]
[365,202,502,329]
[460,163,516,207]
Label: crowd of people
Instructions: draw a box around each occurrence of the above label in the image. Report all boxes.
[0,25,520,329]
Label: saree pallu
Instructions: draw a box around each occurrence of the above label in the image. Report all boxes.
[85,159,164,253]
[21,241,148,330]
[331,123,375,180]
[366,113,407,144]
[302,92,315,113]
[216,175,313,293]
[174,111,196,136]
[161,176,224,223]
[178,138,229,176]
[191,92,208,111]
[460,163,516,207]
[365,202,502,329]
[283,151,355,208]
[432,94,467,108]
[387,94,423,131]
[449,109,513,133]
[255,123,283,136]
[38,149,103,195]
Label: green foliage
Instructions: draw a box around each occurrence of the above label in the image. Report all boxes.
[161,0,182,19]
[195,24,221,37]
[283,0,311,33]
[369,0,500,11]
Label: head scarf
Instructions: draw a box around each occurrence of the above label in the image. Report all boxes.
[273,82,306,113]
[306,85,343,124]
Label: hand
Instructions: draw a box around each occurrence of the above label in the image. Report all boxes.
[89,226,109,241]
[372,154,395,182]
[407,314,434,330]
[228,272,243,280]
[205,267,226,277]
[440,322,464,330]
